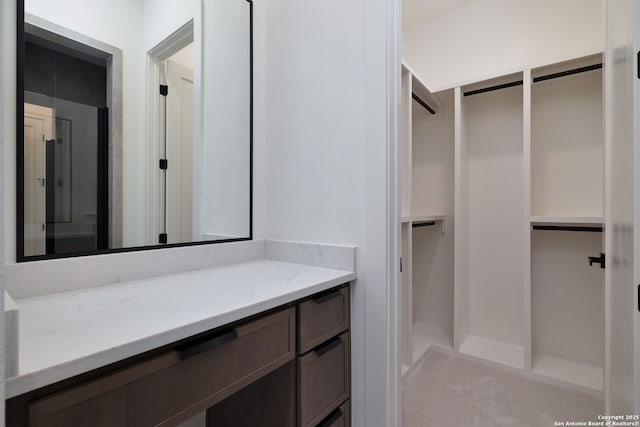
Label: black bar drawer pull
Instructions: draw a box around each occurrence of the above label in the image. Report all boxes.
[176,329,238,360]
[312,289,342,304]
[318,408,343,427]
[314,336,342,357]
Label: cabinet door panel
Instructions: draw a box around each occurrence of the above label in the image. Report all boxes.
[298,332,350,427]
[28,308,295,427]
[298,286,349,354]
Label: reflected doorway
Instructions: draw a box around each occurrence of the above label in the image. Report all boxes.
[163,43,194,244]
[148,22,196,246]
[23,105,49,256]
[23,35,109,256]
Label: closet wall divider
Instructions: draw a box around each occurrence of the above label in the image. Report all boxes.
[456,72,526,370]
[523,69,533,372]
[400,63,454,375]
[400,65,413,370]
[453,86,467,353]
[400,53,605,393]
[529,55,604,391]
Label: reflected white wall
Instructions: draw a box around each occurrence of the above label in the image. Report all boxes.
[201,0,251,239]
[143,0,199,52]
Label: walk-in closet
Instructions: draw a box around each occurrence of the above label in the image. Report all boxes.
[400,52,605,382]
[396,1,636,420]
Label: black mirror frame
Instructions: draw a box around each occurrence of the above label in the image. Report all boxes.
[16,0,253,262]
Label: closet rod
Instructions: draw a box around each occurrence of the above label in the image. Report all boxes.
[412,221,436,228]
[533,63,602,83]
[462,63,601,97]
[412,93,436,115]
[532,225,603,233]
[463,80,523,97]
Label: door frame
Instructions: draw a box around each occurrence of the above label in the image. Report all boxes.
[602,0,638,413]
[145,20,200,245]
[17,14,123,260]
[164,59,194,244]
[634,0,640,412]
[22,107,51,256]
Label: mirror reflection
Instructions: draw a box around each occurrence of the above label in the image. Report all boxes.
[19,0,252,260]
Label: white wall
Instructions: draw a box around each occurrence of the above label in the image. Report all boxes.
[264,0,397,425]
[143,0,199,52]
[26,0,143,49]
[403,0,604,91]
[201,0,250,238]
[265,0,364,245]
[253,0,266,240]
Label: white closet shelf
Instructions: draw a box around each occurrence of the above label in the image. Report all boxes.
[530,216,603,227]
[532,353,603,391]
[401,216,411,223]
[459,335,525,370]
[412,322,453,363]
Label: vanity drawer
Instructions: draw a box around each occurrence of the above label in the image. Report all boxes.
[297,332,350,427]
[317,400,350,427]
[297,286,349,354]
[28,307,295,427]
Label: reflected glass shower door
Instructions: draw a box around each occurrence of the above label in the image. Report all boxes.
[23,98,108,256]
[22,36,109,258]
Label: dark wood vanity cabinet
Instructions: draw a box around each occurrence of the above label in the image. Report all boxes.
[8,284,351,427]
[209,284,351,427]
[316,401,350,427]
[27,308,296,427]
[297,332,350,427]
[297,287,350,354]
[297,287,351,427]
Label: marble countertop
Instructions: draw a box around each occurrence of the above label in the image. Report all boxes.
[6,259,356,399]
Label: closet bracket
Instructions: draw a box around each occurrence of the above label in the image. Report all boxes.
[588,253,605,269]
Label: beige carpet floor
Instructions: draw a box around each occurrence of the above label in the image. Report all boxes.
[402,348,603,427]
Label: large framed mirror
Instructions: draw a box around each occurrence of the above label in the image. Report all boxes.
[17,0,253,261]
